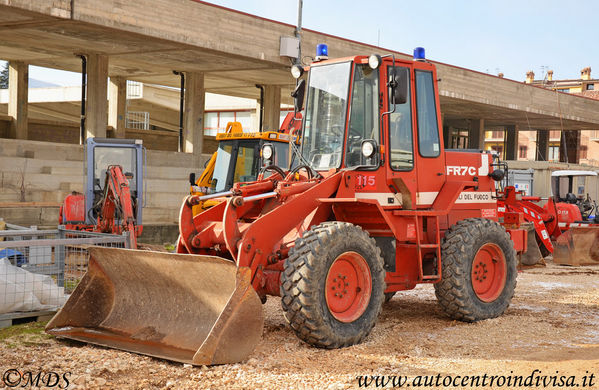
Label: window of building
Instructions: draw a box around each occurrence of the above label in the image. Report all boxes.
[580,145,588,160]
[548,145,560,161]
[491,130,504,139]
[587,84,595,91]
[486,143,504,159]
[557,88,570,93]
[518,145,528,159]
[492,145,503,156]
[204,110,255,136]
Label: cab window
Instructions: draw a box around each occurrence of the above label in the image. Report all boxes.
[389,66,414,171]
[233,143,259,183]
[345,64,379,168]
[415,71,440,157]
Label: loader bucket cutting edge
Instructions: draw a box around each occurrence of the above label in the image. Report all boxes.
[553,227,599,266]
[45,247,264,365]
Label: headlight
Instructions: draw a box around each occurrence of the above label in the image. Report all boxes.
[362,141,375,158]
[291,65,304,79]
[368,54,382,70]
[262,144,273,160]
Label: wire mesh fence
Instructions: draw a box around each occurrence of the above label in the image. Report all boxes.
[0,225,129,322]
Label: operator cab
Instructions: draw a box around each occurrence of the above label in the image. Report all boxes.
[551,170,598,220]
[85,138,144,225]
[210,133,293,192]
[285,46,446,209]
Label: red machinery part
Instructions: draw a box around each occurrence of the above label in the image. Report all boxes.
[60,193,86,225]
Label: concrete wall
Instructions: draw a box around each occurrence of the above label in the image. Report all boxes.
[29,121,79,144]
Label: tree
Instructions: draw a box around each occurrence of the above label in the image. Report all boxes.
[0,62,8,89]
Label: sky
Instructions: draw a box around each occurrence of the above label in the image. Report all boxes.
[3,0,598,86]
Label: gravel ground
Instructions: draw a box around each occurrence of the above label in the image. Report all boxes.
[1,261,598,389]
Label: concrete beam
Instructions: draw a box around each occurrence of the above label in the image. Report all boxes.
[468,119,485,149]
[504,125,518,160]
[8,61,28,139]
[108,76,127,138]
[86,53,108,138]
[183,72,205,163]
[262,85,281,131]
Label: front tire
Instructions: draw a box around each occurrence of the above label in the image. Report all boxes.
[281,222,386,348]
[434,218,517,322]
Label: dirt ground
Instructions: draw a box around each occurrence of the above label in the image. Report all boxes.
[1,260,598,389]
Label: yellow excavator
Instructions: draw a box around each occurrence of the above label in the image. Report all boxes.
[189,115,301,214]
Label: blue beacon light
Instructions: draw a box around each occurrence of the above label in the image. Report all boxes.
[413,47,425,61]
[316,43,328,60]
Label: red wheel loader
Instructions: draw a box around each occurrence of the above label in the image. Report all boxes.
[46,47,528,365]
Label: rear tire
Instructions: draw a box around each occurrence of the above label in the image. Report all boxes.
[281,222,385,348]
[434,218,517,322]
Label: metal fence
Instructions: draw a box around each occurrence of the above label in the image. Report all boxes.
[0,225,129,324]
[126,111,150,130]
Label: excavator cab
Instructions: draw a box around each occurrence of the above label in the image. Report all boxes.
[86,138,145,225]
[59,138,145,234]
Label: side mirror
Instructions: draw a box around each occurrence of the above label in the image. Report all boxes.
[389,68,408,105]
[292,79,306,112]
[189,172,196,186]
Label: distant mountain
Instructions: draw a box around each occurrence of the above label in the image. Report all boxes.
[29,78,60,88]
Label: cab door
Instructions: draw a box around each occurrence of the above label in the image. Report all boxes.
[384,63,419,210]
[412,64,446,208]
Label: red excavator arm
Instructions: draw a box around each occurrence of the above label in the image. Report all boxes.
[95,165,138,248]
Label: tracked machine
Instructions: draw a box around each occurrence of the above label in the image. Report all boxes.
[47,46,528,365]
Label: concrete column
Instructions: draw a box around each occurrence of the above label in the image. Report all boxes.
[86,54,109,139]
[536,130,549,161]
[183,72,205,164]
[468,118,485,149]
[504,125,518,160]
[262,85,281,131]
[442,125,451,148]
[559,130,581,164]
[108,76,127,138]
[8,61,28,139]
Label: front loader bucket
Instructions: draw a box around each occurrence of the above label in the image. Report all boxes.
[553,227,599,266]
[45,247,264,365]
[520,227,544,266]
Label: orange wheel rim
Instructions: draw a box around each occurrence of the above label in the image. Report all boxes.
[325,251,372,322]
[471,243,507,302]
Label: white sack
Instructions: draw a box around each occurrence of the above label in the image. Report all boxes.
[0,258,67,314]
